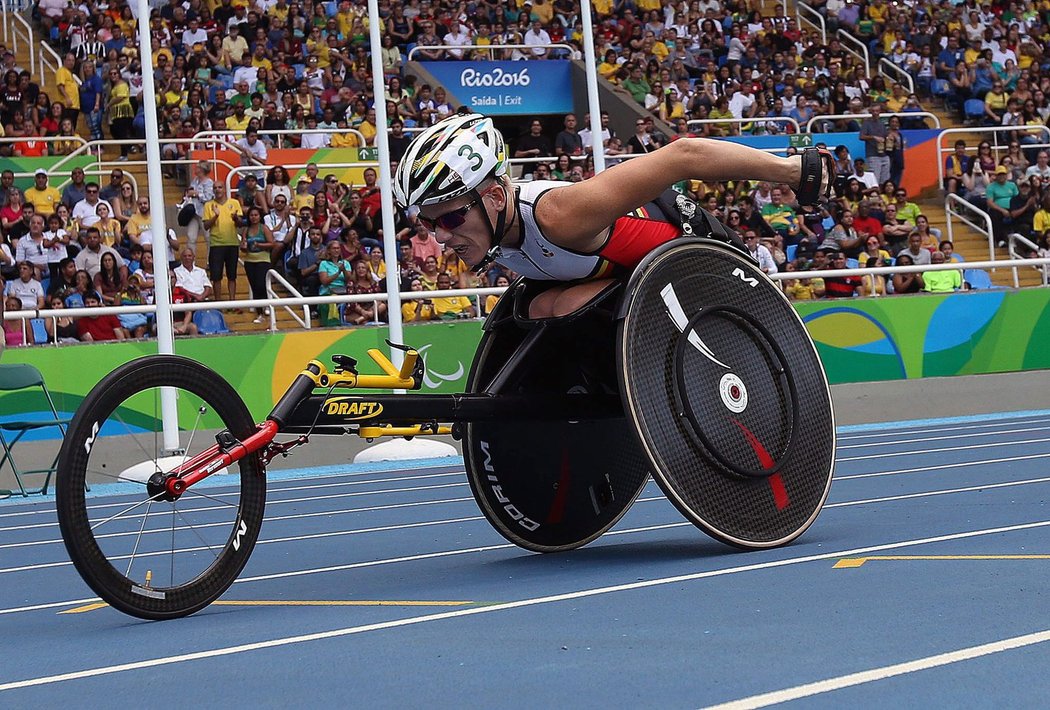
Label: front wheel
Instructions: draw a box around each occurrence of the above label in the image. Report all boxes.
[56,355,266,620]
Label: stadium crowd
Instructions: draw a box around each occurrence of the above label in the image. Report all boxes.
[4,0,1048,346]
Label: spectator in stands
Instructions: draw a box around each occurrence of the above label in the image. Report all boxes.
[402,277,437,322]
[61,167,88,209]
[554,113,583,157]
[1009,177,1039,239]
[106,68,134,160]
[922,251,962,293]
[849,159,879,191]
[822,210,864,257]
[761,187,801,247]
[944,140,972,195]
[24,169,61,217]
[2,295,24,348]
[15,214,49,281]
[524,19,553,59]
[432,271,476,319]
[71,183,111,229]
[986,165,1019,247]
[514,119,553,161]
[859,103,890,185]
[296,227,326,298]
[5,261,44,309]
[203,183,244,306]
[344,259,386,325]
[173,248,214,303]
[1026,151,1050,182]
[822,252,863,298]
[239,206,276,324]
[98,169,125,204]
[73,227,125,279]
[898,231,932,266]
[76,291,126,342]
[743,231,777,275]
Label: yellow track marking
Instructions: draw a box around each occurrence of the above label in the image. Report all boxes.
[834,555,1050,569]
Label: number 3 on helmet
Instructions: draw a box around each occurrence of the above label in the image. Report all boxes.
[393,114,509,211]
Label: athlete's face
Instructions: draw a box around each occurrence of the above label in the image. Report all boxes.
[418,182,505,268]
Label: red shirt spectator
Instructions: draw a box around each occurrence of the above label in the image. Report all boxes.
[76,295,125,341]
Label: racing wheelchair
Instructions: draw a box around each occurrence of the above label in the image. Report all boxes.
[55,237,835,620]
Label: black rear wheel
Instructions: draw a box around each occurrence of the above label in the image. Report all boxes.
[56,355,266,620]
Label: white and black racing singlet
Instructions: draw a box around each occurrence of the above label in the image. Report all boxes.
[494,180,684,281]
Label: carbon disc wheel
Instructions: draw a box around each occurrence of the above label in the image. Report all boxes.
[618,240,835,549]
[55,355,266,620]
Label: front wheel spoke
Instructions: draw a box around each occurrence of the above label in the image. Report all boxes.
[125,501,153,578]
[90,492,169,533]
[114,411,166,471]
[84,467,150,486]
[178,487,239,508]
[173,506,222,561]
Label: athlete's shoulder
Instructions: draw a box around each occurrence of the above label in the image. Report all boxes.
[516,179,571,204]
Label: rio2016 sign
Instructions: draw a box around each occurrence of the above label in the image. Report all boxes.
[422,61,573,115]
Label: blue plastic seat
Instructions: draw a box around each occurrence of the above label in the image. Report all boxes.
[964,99,987,121]
[192,309,230,335]
[786,244,798,262]
[29,318,48,345]
[963,268,992,289]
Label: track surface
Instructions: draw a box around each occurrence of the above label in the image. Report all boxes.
[1,412,1049,707]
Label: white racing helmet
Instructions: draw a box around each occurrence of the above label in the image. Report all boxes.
[393,113,509,210]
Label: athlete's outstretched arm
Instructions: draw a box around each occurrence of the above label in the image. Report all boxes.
[537,138,802,249]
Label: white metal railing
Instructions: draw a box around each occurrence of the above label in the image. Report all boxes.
[1007,232,1049,288]
[265,269,311,330]
[878,58,914,95]
[805,111,940,132]
[945,193,996,266]
[936,125,1050,191]
[194,128,368,150]
[796,2,827,44]
[1,287,509,344]
[10,258,1050,345]
[687,116,800,135]
[407,43,574,60]
[836,29,870,77]
[1,0,8,44]
[10,13,34,78]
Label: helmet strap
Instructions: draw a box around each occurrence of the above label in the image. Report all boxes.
[469,178,510,274]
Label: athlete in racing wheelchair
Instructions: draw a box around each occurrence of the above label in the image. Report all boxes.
[55,114,836,619]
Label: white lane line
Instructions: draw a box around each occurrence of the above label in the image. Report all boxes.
[0,598,100,617]
[0,482,471,534]
[0,495,478,551]
[4,475,1050,615]
[836,452,1050,481]
[704,629,1050,710]
[0,471,468,521]
[2,518,1049,693]
[836,418,1040,442]
[838,424,1050,450]
[4,468,1050,576]
[838,439,1050,462]
[826,476,1050,509]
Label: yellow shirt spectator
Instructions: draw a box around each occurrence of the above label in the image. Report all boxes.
[293,192,315,212]
[330,130,361,148]
[55,65,80,110]
[226,113,252,132]
[592,0,612,14]
[650,41,669,61]
[402,300,436,322]
[432,293,474,319]
[203,196,244,247]
[24,184,62,216]
[636,0,660,11]
[1034,208,1050,235]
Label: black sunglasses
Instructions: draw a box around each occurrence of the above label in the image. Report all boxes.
[418,198,478,232]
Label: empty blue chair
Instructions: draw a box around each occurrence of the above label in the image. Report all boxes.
[193,310,230,335]
[786,244,798,262]
[29,318,48,345]
[963,269,992,289]
[846,258,860,269]
[964,99,987,122]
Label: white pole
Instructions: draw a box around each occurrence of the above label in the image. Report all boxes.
[366,0,405,373]
[579,0,605,173]
[137,0,180,453]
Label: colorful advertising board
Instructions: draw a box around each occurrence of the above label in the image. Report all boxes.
[7,288,1050,432]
